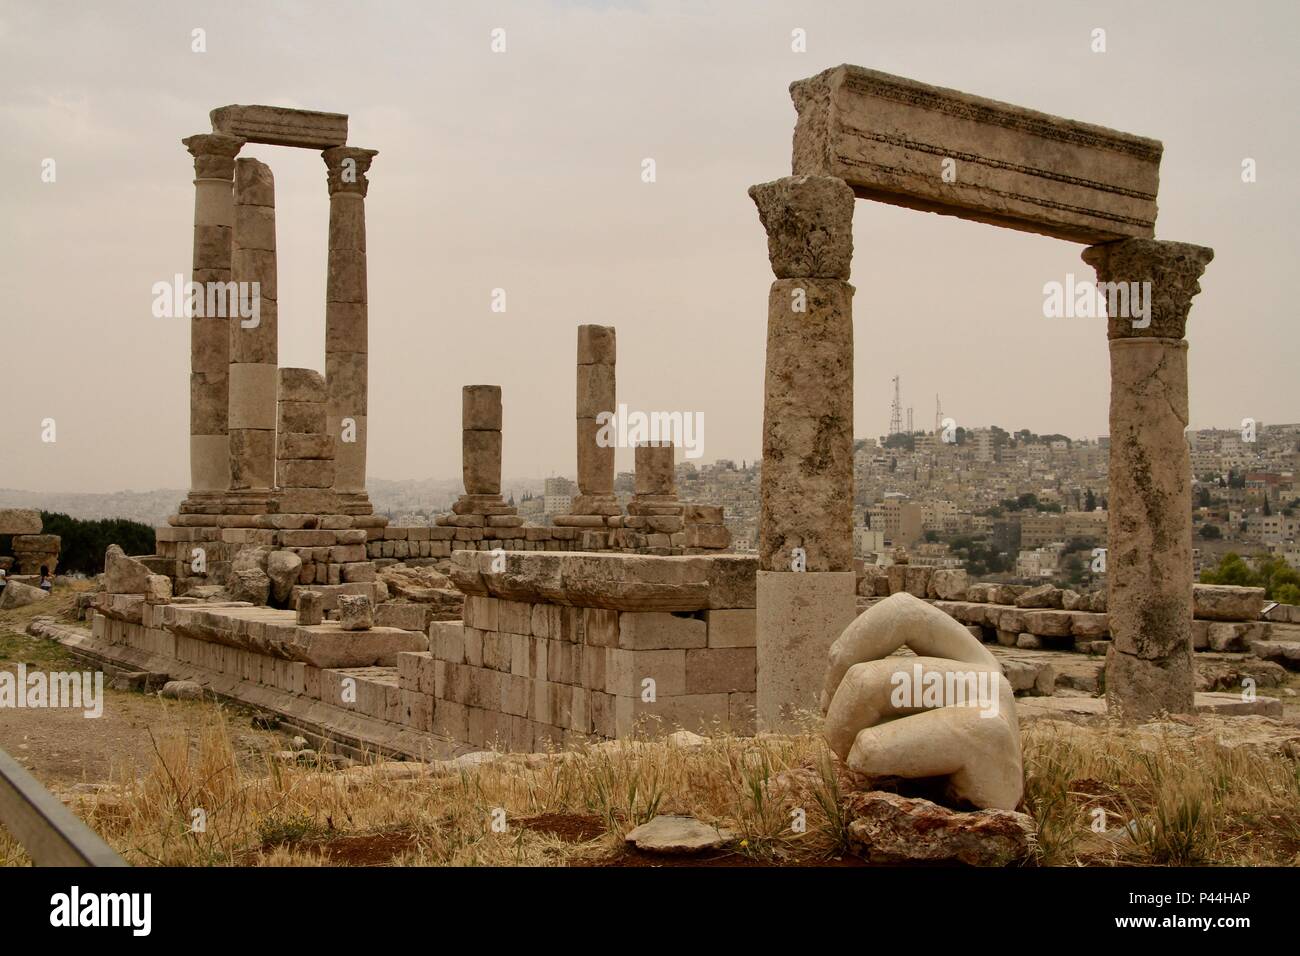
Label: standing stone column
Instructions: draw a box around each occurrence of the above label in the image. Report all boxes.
[462,385,503,498]
[1082,238,1214,720]
[620,442,684,549]
[322,146,378,515]
[555,325,620,528]
[749,175,858,730]
[275,368,338,516]
[227,158,279,499]
[438,385,520,529]
[180,133,243,507]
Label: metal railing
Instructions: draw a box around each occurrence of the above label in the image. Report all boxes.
[0,745,127,866]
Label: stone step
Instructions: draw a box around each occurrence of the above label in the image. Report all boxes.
[1252,640,1300,670]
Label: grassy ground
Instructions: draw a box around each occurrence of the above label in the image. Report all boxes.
[2,587,1297,867]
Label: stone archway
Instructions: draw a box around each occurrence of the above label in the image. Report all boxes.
[751,66,1213,726]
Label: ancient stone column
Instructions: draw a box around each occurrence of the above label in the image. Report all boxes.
[462,385,503,497]
[750,175,858,730]
[438,385,520,529]
[322,146,378,515]
[633,442,676,498]
[1082,238,1214,720]
[227,158,279,498]
[620,442,684,547]
[275,368,338,516]
[555,325,620,528]
[180,133,243,505]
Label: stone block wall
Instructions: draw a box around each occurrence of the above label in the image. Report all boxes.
[397,550,760,748]
[78,547,760,757]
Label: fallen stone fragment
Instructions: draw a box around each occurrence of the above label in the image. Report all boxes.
[339,594,374,631]
[266,550,303,604]
[624,814,735,854]
[160,680,204,700]
[229,568,271,606]
[845,791,1035,866]
[0,580,48,610]
[1193,584,1265,621]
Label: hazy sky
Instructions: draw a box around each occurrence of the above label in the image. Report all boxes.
[2,0,1296,494]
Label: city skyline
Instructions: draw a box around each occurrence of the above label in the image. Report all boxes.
[3,1,1297,494]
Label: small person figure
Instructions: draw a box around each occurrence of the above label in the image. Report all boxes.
[38,565,53,592]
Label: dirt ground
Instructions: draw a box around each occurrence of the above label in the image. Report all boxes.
[0,588,287,795]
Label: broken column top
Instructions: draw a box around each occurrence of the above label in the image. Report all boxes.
[577,325,616,365]
[789,64,1162,244]
[211,104,348,150]
[279,367,327,404]
[463,385,503,431]
[748,175,855,279]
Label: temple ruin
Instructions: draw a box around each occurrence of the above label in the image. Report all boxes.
[58,66,1232,759]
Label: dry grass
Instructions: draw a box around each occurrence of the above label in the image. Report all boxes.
[3,705,1297,867]
[1023,721,1300,866]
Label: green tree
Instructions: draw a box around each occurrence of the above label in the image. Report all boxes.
[1198,524,1222,539]
[35,512,156,576]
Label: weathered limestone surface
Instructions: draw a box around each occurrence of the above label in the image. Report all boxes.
[323,146,378,510]
[1084,238,1213,720]
[451,550,757,612]
[228,158,278,493]
[0,581,48,610]
[0,509,42,535]
[462,385,503,496]
[105,544,152,594]
[822,593,1023,811]
[1193,584,1266,621]
[11,535,60,575]
[755,570,856,730]
[846,792,1034,866]
[790,65,1161,243]
[560,325,619,525]
[274,368,338,515]
[633,442,675,497]
[210,105,347,150]
[165,604,421,667]
[182,132,244,496]
[750,175,856,734]
[751,178,855,572]
[339,594,374,631]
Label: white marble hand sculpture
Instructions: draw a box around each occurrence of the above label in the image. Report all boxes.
[821,591,1024,811]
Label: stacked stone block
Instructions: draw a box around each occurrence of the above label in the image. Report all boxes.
[323,146,378,515]
[555,325,620,532]
[11,534,60,575]
[227,157,279,501]
[180,132,244,502]
[427,550,759,747]
[749,175,859,730]
[437,385,524,533]
[275,367,339,515]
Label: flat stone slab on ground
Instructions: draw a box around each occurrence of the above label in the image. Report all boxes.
[624,814,735,854]
[165,604,425,667]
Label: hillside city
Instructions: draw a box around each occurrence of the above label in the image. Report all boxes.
[9,420,1297,589]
